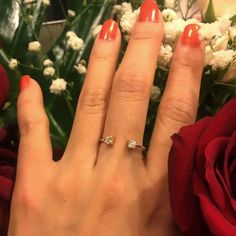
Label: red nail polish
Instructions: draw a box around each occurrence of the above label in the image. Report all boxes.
[181,24,201,47]
[99,19,118,40]
[20,75,30,90]
[139,0,159,22]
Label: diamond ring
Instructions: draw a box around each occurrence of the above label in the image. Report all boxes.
[127,140,146,151]
[100,136,115,145]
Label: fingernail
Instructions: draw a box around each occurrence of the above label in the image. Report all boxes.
[139,0,159,22]
[181,24,201,47]
[99,19,118,40]
[20,75,31,91]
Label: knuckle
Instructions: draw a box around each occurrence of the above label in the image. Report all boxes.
[114,71,149,101]
[173,56,200,72]
[159,98,195,125]
[79,87,107,114]
[92,49,116,63]
[131,27,160,42]
[100,181,125,211]
[19,113,49,137]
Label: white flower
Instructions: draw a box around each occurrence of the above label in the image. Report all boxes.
[49,78,67,95]
[222,61,236,82]
[9,58,18,70]
[68,10,76,17]
[204,45,214,65]
[120,8,140,35]
[43,59,54,67]
[151,86,161,101]
[162,9,177,22]
[43,67,55,77]
[158,44,173,67]
[66,31,84,51]
[209,50,236,70]
[164,19,186,44]
[42,0,50,6]
[23,0,34,4]
[74,63,87,74]
[199,14,231,44]
[164,0,176,9]
[92,25,102,38]
[113,2,132,15]
[66,31,77,38]
[28,41,41,52]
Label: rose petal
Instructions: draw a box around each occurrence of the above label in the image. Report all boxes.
[0,175,14,201]
[169,117,212,234]
[0,200,10,236]
[0,65,9,109]
[194,172,236,236]
[204,137,236,224]
[196,99,236,177]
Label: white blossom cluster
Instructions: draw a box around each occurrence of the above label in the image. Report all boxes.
[43,59,55,77]
[74,59,87,75]
[9,58,18,70]
[66,31,84,51]
[49,78,67,95]
[113,2,236,75]
[28,41,41,52]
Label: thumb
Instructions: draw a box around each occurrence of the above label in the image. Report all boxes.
[17,75,52,178]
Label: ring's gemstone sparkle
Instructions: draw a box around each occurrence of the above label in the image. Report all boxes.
[103,136,115,145]
[127,140,137,149]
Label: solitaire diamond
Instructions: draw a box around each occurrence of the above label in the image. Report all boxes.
[128,140,137,149]
[103,136,115,145]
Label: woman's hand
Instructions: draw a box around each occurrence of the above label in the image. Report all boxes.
[8,0,204,235]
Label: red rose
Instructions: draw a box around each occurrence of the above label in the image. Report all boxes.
[169,99,236,236]
[0,128,17,236]
[0,65,10,109]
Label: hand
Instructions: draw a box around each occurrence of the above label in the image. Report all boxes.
[8,1,204,235]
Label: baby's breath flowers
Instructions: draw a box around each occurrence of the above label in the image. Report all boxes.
[158,44,173,67]
[92,25,102,38]
[49,78,67,95]
[162,8,177,22]
[43,59,54,67]
[66,31,84,51]
[8,59,18,70]
[68,10,76,17]
[42,0,50,6]
[164,0,176,9]
[209,50,236,70]
[43,67,55,77]
[28,41,41,52]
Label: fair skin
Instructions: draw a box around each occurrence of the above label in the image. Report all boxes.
[8,5,204,236]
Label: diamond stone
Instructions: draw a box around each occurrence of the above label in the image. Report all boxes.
[128,140,137,149]
[104,136,114,145]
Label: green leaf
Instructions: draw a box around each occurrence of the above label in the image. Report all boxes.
[203,0,217,23]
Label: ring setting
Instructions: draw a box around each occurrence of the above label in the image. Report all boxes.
[100,136,115,145]
[127,139,146,151]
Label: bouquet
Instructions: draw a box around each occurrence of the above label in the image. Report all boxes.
[0,0,236,235]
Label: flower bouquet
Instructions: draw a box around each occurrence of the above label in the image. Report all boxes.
[0,0,236,235]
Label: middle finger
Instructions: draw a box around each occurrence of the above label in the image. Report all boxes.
[99,0,163,161]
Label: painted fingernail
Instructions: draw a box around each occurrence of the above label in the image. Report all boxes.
[181,24,201,47]
[99,19,118,40]
[139,0,159,22]
[20,75,31,91]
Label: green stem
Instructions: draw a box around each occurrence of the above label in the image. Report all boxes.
[48,112,67,146]
[65,97,75,118]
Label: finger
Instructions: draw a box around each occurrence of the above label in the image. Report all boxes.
[147,24,205,180]
[17,75,52,178]
[65,19,121,164]
[98,0,163,162]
